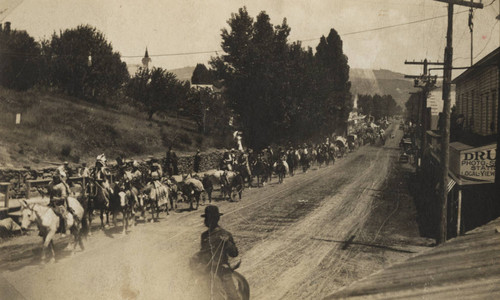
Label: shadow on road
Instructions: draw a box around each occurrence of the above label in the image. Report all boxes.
[0,238,75,271]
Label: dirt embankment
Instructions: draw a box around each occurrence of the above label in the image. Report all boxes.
[0,87,224,169]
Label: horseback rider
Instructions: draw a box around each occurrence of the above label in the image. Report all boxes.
[93,154,110,183]
[115,156,127,182]
[221,150,233,172]
[48,172,71,236]
[148,157,163,180]
[91,154,113,206]
[130,161,142,185]
[79,162,90,178]
[199,205,240,300]
[267,146,274,162]
[121,160,142,208]
[56,162,72,193]
[231,149,238,167]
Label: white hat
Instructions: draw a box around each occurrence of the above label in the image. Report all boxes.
[96,154,107,164]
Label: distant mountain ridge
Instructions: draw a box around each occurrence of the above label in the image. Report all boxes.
[169,66,196,82]
[166,66,414,107]
[350,68,415,107]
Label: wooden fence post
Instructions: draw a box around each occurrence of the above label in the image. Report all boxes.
[25,181,31,199]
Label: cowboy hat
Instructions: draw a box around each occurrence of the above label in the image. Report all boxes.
[201,205,224,218]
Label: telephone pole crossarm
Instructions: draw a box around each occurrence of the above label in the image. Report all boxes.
[404,60,444,66]
[434,0,483,8]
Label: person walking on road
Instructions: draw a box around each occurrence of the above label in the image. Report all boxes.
[193,149,201,173]
[165,147,179,176]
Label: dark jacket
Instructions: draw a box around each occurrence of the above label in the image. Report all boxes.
[200,226,238,274]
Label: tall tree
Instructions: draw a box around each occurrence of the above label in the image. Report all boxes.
[191,63,214,84]
[314,29,352,135]
[360,93,402,120]
[127,67,189,119]
[211,8,353,148]
[0,27,41,90]
[47,25,129,101]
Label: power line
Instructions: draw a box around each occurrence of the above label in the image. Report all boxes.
[300,8,470,43]
[0,0,25,22]
[1,4,495,60]
[121,50,219,59]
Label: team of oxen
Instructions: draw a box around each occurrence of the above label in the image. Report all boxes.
[18,137,365,262]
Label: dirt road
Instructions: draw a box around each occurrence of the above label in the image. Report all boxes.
[0,124,431,300]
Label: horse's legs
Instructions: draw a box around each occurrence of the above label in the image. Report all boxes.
[169,196,176,212]
[49,240,56,263]
[123,210,127,234]
[87,208,93,235]
[112,210,117,227]
[72,228,79,254]
[150,202,156,222]
[99,209,105,229]
[105,210,110,227]
[41,236,47,262]
[42,231,55,262]
[78,230,85,250]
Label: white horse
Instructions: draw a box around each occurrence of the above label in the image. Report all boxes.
[20,197,86,262]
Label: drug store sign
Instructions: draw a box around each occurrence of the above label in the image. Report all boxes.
[450,143,496,185]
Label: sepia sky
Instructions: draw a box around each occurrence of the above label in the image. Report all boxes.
[1,0,499,76]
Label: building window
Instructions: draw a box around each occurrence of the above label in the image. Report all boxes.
[465,92,469,129]
[485,95,489,135]
[470,90,475,133]
[492,91,497,134]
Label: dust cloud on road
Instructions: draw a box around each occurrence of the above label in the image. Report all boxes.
[0,124,429,300]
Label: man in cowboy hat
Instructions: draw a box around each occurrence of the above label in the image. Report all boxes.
[199,205,240,299]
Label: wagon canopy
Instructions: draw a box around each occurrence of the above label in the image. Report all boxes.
[334,136,347,148]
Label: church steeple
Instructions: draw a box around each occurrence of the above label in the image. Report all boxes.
[142,47,152,69]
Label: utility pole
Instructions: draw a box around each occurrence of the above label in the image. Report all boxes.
[495,1,500,208]
[468,7,475,66]
[404,59,442,163]
[434,0,483,244]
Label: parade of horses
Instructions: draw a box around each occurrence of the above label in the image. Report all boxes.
[11,126,387,299]
[5,1,497,299]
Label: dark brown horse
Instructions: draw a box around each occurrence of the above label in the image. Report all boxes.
[221,171,244,201]
[86,178,113,231]
[251,158,270,187]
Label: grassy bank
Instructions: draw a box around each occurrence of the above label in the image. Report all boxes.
[0,87,216,168]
